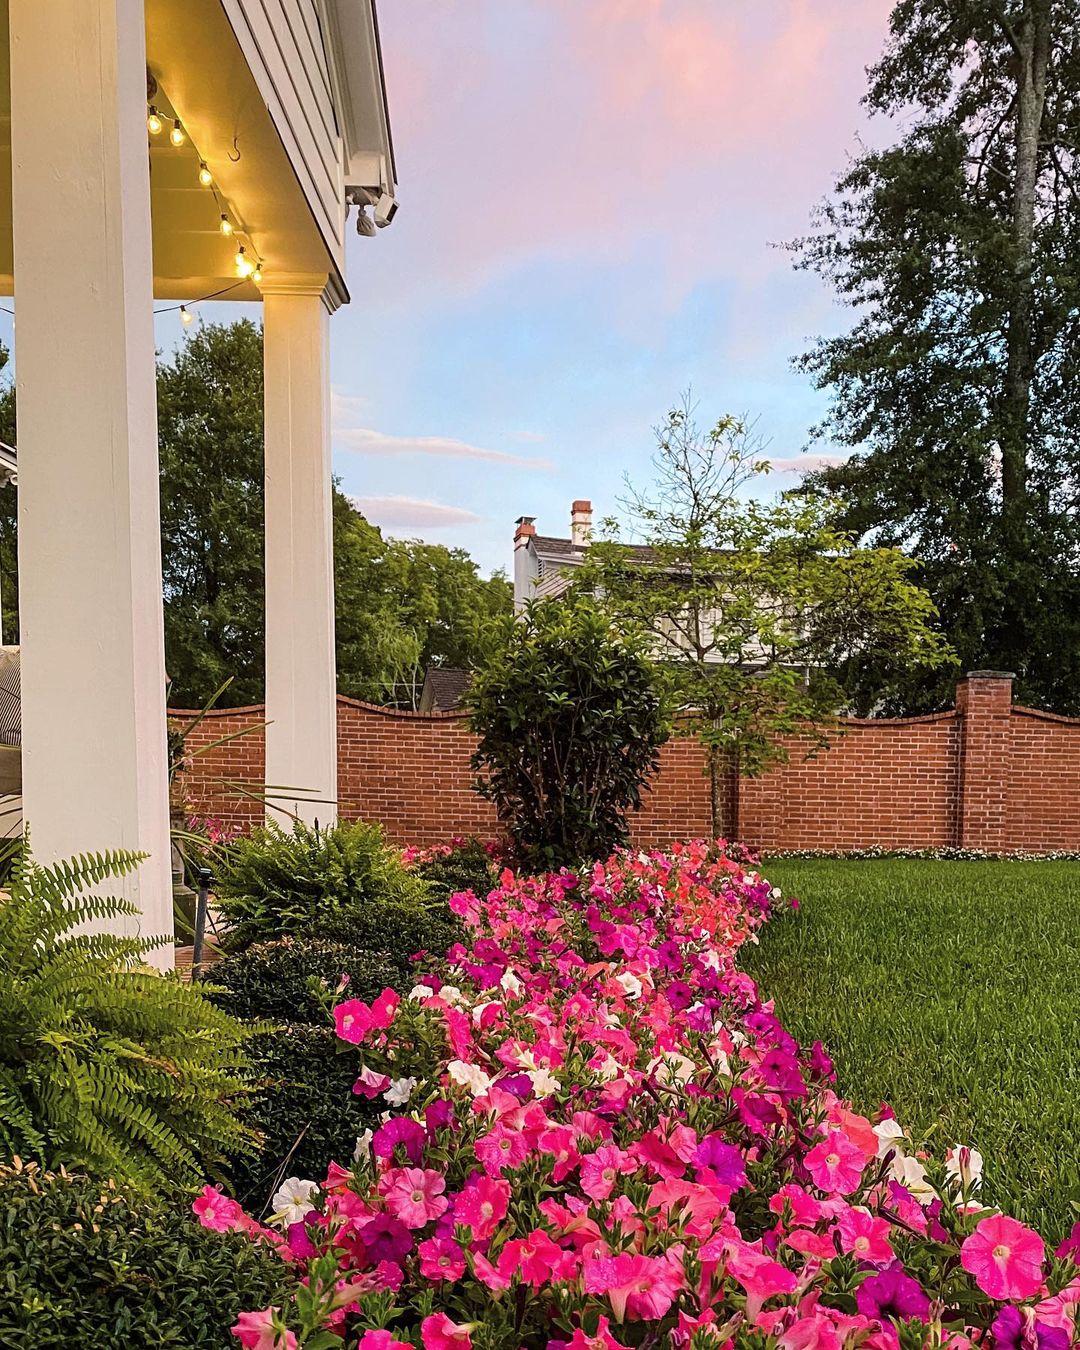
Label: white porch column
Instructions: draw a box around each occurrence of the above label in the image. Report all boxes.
[263,279,338,826]
[9,0,172,957]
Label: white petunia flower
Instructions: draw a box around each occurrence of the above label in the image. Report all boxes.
[945,1144,984,1192]
[447,1059,493,1096]
[873,1117,907,1158]
[648,1051,696,1086]
[270,1177,320,1227]
[616,972,643,999]
[528,1067,560,1098]
[409,984,435,1001]
[595,1054,622,1082]
[890,1152,935,1204]
[500,969,523,996]
[383,1076,418,1107]
[353,1129,374,1162]
[439,985,464,1005]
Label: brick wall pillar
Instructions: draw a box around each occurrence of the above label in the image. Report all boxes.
[955,671,1014,851]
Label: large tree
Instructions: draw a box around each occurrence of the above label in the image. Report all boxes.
[793,0,1080,712]
[0,323,509,707]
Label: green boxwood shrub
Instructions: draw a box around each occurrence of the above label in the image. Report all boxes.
[410,836,498,902]
[224,1025,380,1209]
[213,819,430,952]
[210,936,411,1024]
[0,1162,292,1347]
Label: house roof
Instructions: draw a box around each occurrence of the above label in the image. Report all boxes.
[420,667,472,713]
[531,535,658,564]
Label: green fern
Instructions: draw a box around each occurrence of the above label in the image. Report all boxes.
[0,847,259,1187]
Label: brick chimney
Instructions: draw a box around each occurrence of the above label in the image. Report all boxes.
[514,515,536,543]
[571,499,592,547]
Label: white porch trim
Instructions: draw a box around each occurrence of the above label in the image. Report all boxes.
[9,0,172,959]
[262,277,338,827]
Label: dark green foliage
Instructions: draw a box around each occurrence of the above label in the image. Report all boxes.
[210,937,410,1024]
[410,837,498,902]
[223,1025,381,1209]
[0,1162,292,1347]
[213,818,430,951]
[0,849,255,1186]
[744,858,1080,1244]
[312,900,463,968]
[792,1,1080,713]
[467,596,668,871]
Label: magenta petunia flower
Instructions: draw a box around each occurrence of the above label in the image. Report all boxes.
[418,1236,467,1282]
[333,998,374,1045]
[359,1212,413,1264]
[992,1304,1070,1350]
[855,1261,931,1323]
[474,1123,529,1176]
[452,1175,510,1240]
[961,1214,1046,1301]
[372,1116,426,1166]
[421,1313,475,1350]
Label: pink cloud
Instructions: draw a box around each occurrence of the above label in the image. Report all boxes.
[373,0,895,305]
[350,495,482,530]
[335,426,552,469]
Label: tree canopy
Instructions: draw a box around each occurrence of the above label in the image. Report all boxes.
[792,0,1080,712]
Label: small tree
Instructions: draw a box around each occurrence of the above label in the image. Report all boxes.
[575,395,955,833]
[466,596,667,871]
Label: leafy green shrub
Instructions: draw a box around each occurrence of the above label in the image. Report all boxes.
[313,896,462,966]
[467,596,668,870]
[0,850,255,1186]
[209,936,410,1024]
[409,836,499,901]
[214,818,429,951]
[0,1161,292,1347]
[224,1026,379,1208]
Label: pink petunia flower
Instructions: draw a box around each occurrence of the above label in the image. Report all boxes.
[835,1206,894,1266]
[421,1313,476,1350]
[334,999,374,1045]
[961,1214,1046,1301]
[805,1131,866,1196]
[452,1175,511,1240]
[418,1236,467,1282]
[381,1167,450,1229]
[474,1123,529,1176]
[371,988,401,1029]
[566,1314,623,1350]
[193,1185,252,1234]
[231,1309,297,1350]
[357,1333,413,1350]
[580,1145,636,1201]
[584,1251,684,1322]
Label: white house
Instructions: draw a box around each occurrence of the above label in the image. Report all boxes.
[0,0,396,961]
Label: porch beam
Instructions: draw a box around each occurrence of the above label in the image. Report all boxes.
[262,278,338,826]
[9,0,172,957]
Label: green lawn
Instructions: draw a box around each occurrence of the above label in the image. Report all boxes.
[742,859,1080,1243]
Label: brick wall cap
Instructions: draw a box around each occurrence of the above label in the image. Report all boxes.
[964,670,1015,680]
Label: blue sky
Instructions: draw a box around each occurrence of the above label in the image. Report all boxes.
[6,2,899,579]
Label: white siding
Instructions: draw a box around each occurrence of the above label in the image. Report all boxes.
[221,0,346,268]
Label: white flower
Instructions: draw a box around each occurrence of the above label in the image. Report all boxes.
[383,1076,418,1107]
[889,1152,935,1204]
[500,969,523,996]
[270,1177,320,1227]
[447,1059,492,1096]
[595,1054,622,1081]
[353,1129,374,1161]
[945,1144,984,1192]
[439,985,464,1005]
[528,1067,560,1098]
[648,1052,696,1086]
[873,1117,907,1158]
[702,951,721,971]
[409,984,435,1001]
[616,972,643,999]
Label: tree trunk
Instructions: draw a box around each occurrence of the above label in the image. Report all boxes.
[1001,0,1052,508]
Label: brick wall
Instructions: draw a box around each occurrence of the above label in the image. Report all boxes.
[172,672,1080,853]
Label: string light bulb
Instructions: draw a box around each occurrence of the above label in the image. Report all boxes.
[219,214,233,236]
[146,106,163,135]
[180,305,194,326]
[234,245,254,278]
[169,119,186,147]
[251,262,264,284]
[198,161,213,187]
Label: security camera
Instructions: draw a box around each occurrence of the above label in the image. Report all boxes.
[375,191,398,228]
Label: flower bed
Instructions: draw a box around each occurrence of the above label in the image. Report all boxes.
[196,840,1080,1350]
